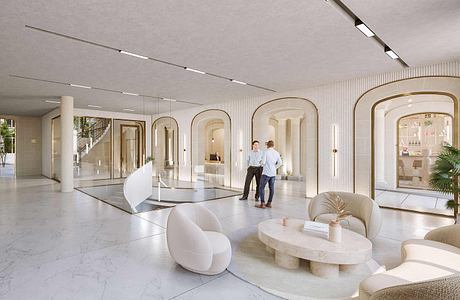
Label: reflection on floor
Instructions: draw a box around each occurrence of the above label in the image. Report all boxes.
[76,179,241,213]
[376,189,453,216]
[0,163,14,177]
[1,176,455,299]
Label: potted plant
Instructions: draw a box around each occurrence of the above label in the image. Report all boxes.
[324,193,351,243]
[429,145,460,223]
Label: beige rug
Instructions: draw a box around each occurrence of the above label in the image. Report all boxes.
[227,227,384,300]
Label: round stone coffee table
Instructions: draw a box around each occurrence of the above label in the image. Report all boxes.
[258,218,372,279]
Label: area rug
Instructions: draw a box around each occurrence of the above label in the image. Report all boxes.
[227,226,384,300]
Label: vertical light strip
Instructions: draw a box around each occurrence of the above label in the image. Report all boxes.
[154,128,158,147]
[239,130,244,171]
[332,124,338,177]
[183,134,187,166]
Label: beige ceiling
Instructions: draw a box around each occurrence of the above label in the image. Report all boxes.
[0,0,459,116]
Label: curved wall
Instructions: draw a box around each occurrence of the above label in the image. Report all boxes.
[157,61,460,194]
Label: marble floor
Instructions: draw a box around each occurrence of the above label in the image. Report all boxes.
[375,188,453,216]
[0,176,455,300]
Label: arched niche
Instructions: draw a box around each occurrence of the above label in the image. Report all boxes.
[191,109,231,186]
[252,97,318,197]
[152,116,179,180]
[354,76,460,198]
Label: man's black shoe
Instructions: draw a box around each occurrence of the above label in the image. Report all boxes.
[239,197,248,200]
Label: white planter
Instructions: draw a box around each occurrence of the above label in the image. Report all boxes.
[329,222,342,243]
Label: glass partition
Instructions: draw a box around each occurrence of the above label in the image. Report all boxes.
[152,117,179,180]
[397,113,453,189]
[51,116,61,180]
[113,119,145,178]
[73,117,112,180]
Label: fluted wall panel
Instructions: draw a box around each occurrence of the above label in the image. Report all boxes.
[158,60,460,193]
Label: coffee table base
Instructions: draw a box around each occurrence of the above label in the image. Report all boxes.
[275,250,300,269]
[310,261,339,279]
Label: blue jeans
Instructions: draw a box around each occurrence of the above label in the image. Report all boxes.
[259,175,275,204]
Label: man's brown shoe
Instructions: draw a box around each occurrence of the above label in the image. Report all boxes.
[265,203,272,208]
[256,203,265,209]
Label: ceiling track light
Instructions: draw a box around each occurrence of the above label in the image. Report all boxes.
[355,19,375,37]
[122,91,139,96]
[119,50,149,60]
[70,83,91,89]
[161,97,177,102]
[123,108,135,112]
[88,104,102,108]
[325,0,408,67]
[185,67,206,75]
[384,46,399,59]
[45,100,61,104]
[24,25,276,92]
[10,74,201,105]
[231,79,247,85]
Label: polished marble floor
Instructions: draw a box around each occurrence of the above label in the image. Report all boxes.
[0,176,455,299]
[375,188,453,216]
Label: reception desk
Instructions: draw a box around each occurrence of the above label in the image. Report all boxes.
[203,161,225,186]
[398,155,435,189]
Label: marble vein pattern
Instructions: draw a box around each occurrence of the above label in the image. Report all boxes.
[0,177,455,299]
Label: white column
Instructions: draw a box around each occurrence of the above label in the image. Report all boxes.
[60,96,74,192]
[291,117,301,177]
[375,108,386,188]
[277,118,287,175]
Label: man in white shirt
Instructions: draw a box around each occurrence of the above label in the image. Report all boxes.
[239,140,263,201]
[257,140,282,208]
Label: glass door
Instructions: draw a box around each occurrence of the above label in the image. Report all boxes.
[120,125,141,178]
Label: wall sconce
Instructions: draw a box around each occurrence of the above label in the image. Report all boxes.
[211,137,215,143]
[332,124,338,177]
[183,134,187,166]
[239,130,244,171]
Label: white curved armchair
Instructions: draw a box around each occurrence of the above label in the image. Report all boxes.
[166,203,231,275]
[308,192,382,239]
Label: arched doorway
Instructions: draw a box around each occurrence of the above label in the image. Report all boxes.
[152,117,179,180]
[252,97,318,198]
[191,110,231,186]
[354,77,460,215]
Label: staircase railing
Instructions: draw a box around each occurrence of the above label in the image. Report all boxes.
[76,118,111,161]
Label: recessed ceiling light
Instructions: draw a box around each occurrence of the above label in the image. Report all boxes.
[384,46,399,59]
[355,19,375,37]
[161,97,177,102]
[185,67,206,75]
[122,92,139,96]
[119,50,148,60]
[45,100,61,104]
[408,104,413,108]
[88,104,102,108]
[123,108,135,112]
[70,83,91,89]
[408,99,413,103]
[231,79,247,85]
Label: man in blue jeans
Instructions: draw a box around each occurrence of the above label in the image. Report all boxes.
[257,140,282,208]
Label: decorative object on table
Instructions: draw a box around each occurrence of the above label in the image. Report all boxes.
[429,145,460,223]
[282,217,288,226]
[303,220,329,237]
[308,192,382,239]
[324,193,351,243]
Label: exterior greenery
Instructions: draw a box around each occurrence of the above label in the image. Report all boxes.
[429,145,460,220]
[0,120,15,153]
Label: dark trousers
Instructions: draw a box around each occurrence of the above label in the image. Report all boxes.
[242,166,262,199]
[259,175,276,203]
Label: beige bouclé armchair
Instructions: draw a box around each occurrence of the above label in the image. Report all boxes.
[308,191,382,239]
